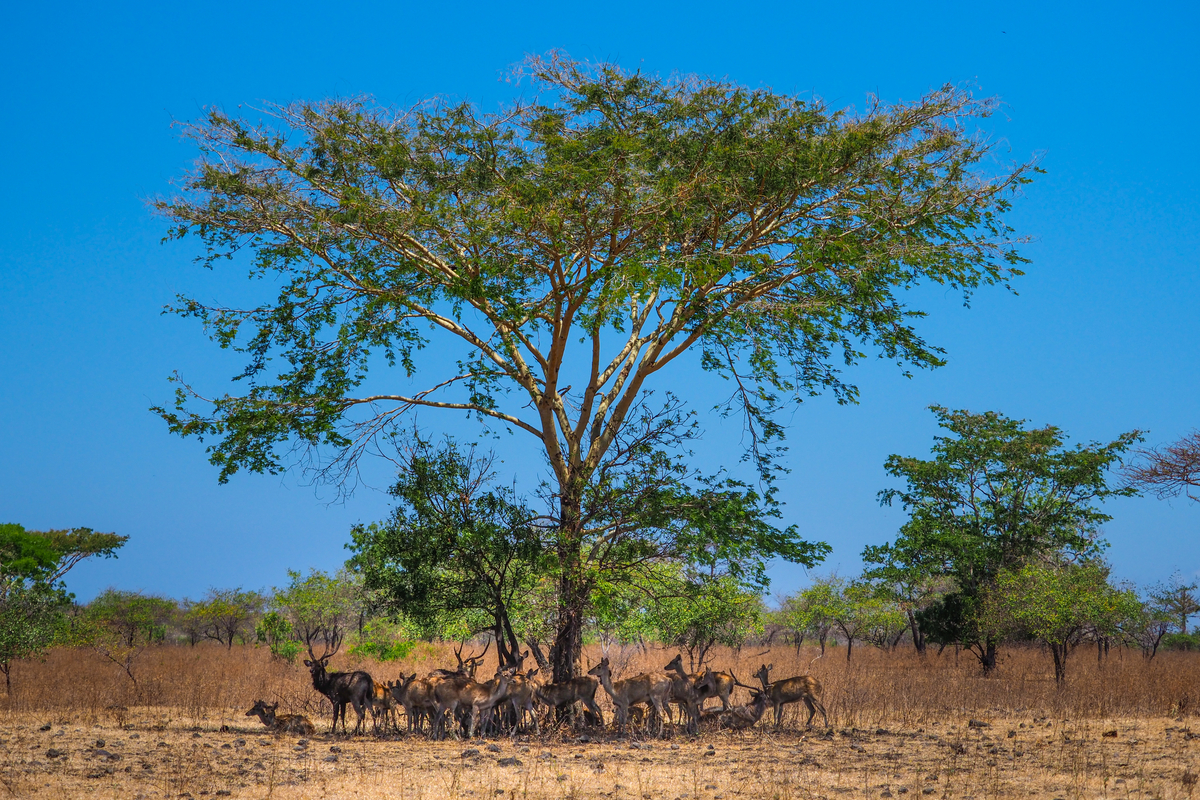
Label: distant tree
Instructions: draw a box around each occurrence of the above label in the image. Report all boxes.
[871,407,1139,673]
[644,572,764,670]
[348,440,550,668]
[155,54,1035,681]
[1148,572,1200,634]
[860,536,951,655]
[269,569,359,656]
[78,590,175,691]
[1126,431,1200,503]
[982,560,1141,684]
[778,579,839,654]
[186,589,265,649]
[0,523,127,693]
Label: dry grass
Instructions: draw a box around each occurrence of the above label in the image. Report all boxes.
[2,642,1199,798]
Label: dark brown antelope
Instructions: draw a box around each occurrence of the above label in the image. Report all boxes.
[535,676,604,729]
[303,643,375,735]
[245,700,316,735]
[588,656,670,734]
[754,663,828,728]
[663,655,701,733]
[719,689,770,731]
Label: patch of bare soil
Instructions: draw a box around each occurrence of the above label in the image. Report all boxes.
[2,709,1199,800]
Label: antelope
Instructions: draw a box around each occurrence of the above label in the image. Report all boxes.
[535,676,604,729]
[433,666,516,739]
[719,689,770,731]
[396,672,439,734]
[663,655,701,734]
[506,667,541,734]
[588,656,670,734]
[664,655,735,713]
[245,700,316,735]
[428,640,490,679]
[372,680,400,733]
[303,644,375,735]
[754,663,828,728]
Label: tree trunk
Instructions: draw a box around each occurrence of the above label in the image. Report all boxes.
[980,640,997,675]
[845,637,853,662]
[1051,643,1067,685]
[908,609,926,656]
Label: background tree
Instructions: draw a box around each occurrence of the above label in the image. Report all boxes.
[869,407,1139,673]
[777,579,839,654]
[154,54,1035,680]
[0,523,126,693]
[981,560,1141,684]
[269,569,358,656]
[78,590,175,691]
[642,571,764,670]
[1126,431,1200,502]
[348,439,550,667]
[1148,572,1200,634]
[186,588,264,649]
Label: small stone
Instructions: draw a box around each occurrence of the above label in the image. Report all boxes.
[95,739,106,748]
[46,749,62,758]
[234,739,245,747]
[881,792,893,799]
[192,732,202,738]
[329,746,341,753]
[703,750,715,757]
[323,755,338,763]
[577,735,591,743]
[704,785,718,790]
[497,756,522,767]
[1007,730,1017,738]
[296,739,309,747]
[670,744,680,750]
[876,728,890,736]
[461,749,480,758]
[922,790,936,796]
[39,724,51,732]
[220,744,232,750]
[968,719,990,729]
[1102,730,1118,738]
[486,743,501,753]
[216,793,232,797]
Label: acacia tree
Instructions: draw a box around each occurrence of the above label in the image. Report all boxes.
[868,407,1139,673]
[154,55,1036,680]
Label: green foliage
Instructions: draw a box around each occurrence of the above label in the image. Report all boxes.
[269,568,362,657]
[1148,572,1200,634]
[865,407,1139,671]
[642,572,764,669]
[185,589,264,649]
[1161,632,1200,652]
[0,523,127,692]
[348,439,549,666]
[254,611,301,662]
[982,561,1141,683]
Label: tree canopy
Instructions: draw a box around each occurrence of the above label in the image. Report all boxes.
[864,407,1139,672]
[154,54,1037,679]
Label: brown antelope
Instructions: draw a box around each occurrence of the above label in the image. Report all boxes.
[664,655,735,713]
[663,655,701,733]
[505,667,541,734]
[719,689,770,731]
[588,656,670,734]
[245,700,316,735]
[754,663,828,728]
[535,676,604,728]
[428,640,490,679]
[303,643,375,735]
[433,666,516,739]
[396,672,439,734]
[372,680,400,732]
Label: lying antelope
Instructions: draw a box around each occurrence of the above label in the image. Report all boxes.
[245,700,316,735]
[754,663,828,728]
[588,657,670,734]
[719,690,770,731]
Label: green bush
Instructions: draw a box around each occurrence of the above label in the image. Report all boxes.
[1161,632,1200,652]
[349,640,415,662]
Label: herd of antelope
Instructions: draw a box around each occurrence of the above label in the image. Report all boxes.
[246,642,829,739]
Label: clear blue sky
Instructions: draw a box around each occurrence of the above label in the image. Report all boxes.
[1,0,1197,602]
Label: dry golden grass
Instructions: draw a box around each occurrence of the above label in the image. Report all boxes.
[2,642,1199,798]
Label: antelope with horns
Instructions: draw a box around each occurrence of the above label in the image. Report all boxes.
[754,662,828,728]
[303,642,375,735]
[588,656,670,734]
[245,700,316,735]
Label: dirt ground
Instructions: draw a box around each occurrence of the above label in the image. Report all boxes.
[2,708,1198,800]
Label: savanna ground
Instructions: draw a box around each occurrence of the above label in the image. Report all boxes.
[2,643,1199,799]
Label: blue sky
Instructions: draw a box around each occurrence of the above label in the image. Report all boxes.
[1,0,1196,602]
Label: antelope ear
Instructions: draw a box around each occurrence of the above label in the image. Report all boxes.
[767,663,774,671]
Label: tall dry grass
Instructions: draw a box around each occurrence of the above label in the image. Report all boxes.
[4,640,1198,727]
